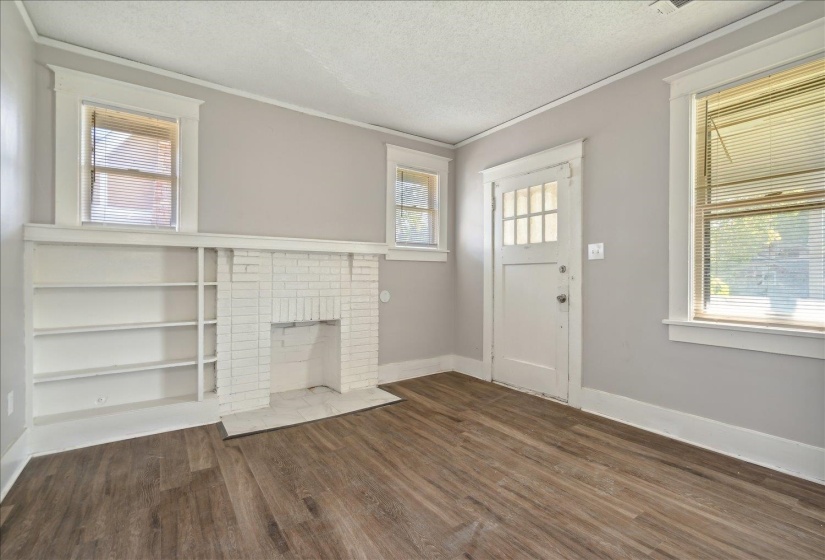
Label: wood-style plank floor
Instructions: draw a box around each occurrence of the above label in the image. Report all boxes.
[1,372,822,559]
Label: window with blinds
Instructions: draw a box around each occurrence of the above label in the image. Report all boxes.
[693,57,824,330]
[81,103,179,228]
[395,167,439,247]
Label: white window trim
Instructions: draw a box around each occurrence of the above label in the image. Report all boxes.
[50,66,204,232]
[385,144,451,262]
[663,19,825,360]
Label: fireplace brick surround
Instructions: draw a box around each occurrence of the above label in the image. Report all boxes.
[216,249,379,415]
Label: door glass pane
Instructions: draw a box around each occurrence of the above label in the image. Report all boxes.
[516,217,528,244]
[544,213,558,242]
[503,191,515,218]
[530,215,543,243]
[503,219,514,246]
[544,182,558,211]
[529,185,543,214]
[516,188,528,216]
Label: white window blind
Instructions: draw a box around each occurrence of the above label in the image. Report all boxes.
[693,57,824,330]
[395,167,439,247]
[81,103,179,228]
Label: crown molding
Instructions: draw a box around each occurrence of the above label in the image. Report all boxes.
[13,0,37,42]
[15,0,805,150]
[14,2,453,149]
[453,0,804,148]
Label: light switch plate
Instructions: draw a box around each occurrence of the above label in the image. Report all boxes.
[588,243,605,260]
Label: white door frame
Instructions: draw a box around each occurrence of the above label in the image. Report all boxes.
[481,139,584,408]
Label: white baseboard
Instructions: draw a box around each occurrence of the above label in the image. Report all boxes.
[30,394,220,457]
[581,388,824,484]
[378,355,454,383]
[1,429,30,502]
[452,355,485,380]
[378,354,486,384]
[8,370,819,504]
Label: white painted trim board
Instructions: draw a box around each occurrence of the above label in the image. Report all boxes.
[14,1,803,148]
[377,354,484,384]
[664,18,825,358]
[14,2,451,149]
[3,396,218,500]
[452,355,485,381]
[50,65,203,231]
[378,355,455,384]
[30,394,220,456]
[581,388,825,484]
[24,224,388,255]
[383,353,824,484]
[385,145,451,261]
[481,141,584,408]
[4,354,821,501]
[0,430,30,503]
[4,352,471,501]
[453,1,804,146]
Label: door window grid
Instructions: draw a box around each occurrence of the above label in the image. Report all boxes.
[502,182,558,246]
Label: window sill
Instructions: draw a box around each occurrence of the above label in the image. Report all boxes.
[663,319,824,359]
[385,247,449,262]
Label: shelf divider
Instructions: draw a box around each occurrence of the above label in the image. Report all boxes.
[197,247,205,402]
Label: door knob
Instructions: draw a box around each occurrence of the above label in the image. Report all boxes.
[557,294,567,303]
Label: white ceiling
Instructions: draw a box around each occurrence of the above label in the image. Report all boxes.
[23,0,779,144]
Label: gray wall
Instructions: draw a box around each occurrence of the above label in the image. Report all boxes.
[12,2,823,452]
[1,1,35,454]
[455,1,825,448]
[31,45,456,366]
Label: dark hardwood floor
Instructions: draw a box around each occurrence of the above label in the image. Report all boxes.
[1,372,822,559]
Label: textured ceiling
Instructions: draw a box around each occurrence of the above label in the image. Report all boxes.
[24,0,779,144]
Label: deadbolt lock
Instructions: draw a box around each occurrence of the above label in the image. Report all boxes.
[559,265,567,273]
[557,294,568,303]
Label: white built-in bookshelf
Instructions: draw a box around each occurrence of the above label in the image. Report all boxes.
[30,243,218,426]
[23,223,388,453]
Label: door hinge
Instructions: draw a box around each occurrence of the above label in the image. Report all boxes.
[491,195,496,212]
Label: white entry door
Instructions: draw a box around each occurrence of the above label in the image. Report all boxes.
[493,165,570,400]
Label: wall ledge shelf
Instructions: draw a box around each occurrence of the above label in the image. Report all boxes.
[34,355,218,384]
[25,223,388,255]
[34,320,217,336]
[34,392,217,426]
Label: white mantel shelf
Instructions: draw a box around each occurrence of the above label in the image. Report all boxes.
[24,224,388,255]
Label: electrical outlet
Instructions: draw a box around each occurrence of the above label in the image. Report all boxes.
[588,243,605,260]
[7,391,13,416]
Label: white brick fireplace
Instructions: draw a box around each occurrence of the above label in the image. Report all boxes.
[216,249,379,415]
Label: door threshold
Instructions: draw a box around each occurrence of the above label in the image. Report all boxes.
[492,380,568,404]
